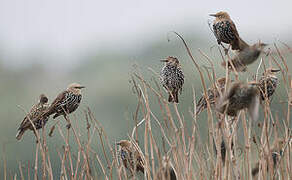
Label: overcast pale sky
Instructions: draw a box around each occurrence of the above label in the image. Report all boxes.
[0,0,291,66]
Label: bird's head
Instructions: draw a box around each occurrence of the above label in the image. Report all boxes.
[39,94,48,104]
[209,11,230,19]
[117,140,131,148]
[160,56,180,67]
[67,83,85,94]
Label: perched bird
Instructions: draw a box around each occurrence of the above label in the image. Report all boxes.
[252,138,285,177]
[156,155,177,180]
[16,94,49,140]
[44,83,85,128]
[117,140,145,174]
[216,81,260,121]
[160,56,184,103]
[258,68,280,101]
[222,42,267,72]
[196,77,227,115]
[210,11,248,51]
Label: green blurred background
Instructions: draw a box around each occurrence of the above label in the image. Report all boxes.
[0,0,291,178]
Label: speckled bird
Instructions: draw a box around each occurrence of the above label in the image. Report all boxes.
[258,68,280,101]
[222,42,267,72]
[210,11,248,51]
[216,81,260,121]
[16,94,49,140]
[196,77,227,115]
[160,57,184,103]
[252,138,285,177]
[117,140,145,174]
[44,83,84,127]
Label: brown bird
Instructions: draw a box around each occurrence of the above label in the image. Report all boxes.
[16,94,49,140]
[222,42,267,72]
[160,56,184,103]
[156,155,177,180]
[210,11,249,51]
[44,83,85,128]
[252,138,285,177]
[216,81,260,121]
[196,77,227,115]
[258,68,280,101]
[117,140,145,174]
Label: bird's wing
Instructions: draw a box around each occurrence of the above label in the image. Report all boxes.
[248,95,260,121]
[229,20,240,39]
[47,91,67,114]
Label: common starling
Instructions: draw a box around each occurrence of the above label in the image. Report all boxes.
[210,11,249,51]
[196,77,227,115]
[16,94,49,140]
[156,156,177,180]
[216,81,260,121]
[222,42,267,72]
[252,138,285,177]
[44,83,85,127]
[160,56,184,103]
[117,140,145,174]
[258,68,280,101]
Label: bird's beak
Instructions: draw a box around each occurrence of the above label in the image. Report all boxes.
[209,14,217,17]
[77,86,85,89]
[271,69,280,73]
[160,59,168,62]
[116,142,121,146]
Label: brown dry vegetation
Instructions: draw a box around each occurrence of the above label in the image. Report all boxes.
[2,34,292,180]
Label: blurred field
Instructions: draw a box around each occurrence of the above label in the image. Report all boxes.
[0,30,291,179]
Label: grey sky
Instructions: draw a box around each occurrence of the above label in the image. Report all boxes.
[0,0,291,66]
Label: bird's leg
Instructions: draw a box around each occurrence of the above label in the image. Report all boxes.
[64,115,71,129]
[221,43,230,55]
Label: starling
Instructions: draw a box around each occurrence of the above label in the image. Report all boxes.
[196,77,227,115]
[252,138,285,177]
[117,140,145,174]
[216,81,260,121]
[210,11,249,51]
[16,94,49,140]
[258,68,280,101]
[44,83,85,127]
[222,42,267,72]
[156,155,177,180]
[160,56,184,103]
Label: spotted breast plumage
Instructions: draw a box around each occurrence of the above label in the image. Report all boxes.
[210,11,248,51]
[160,56,184,103]
[258,68,280,101]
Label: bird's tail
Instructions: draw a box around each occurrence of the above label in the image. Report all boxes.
[16,129,25,141]
[168,91,179,103]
